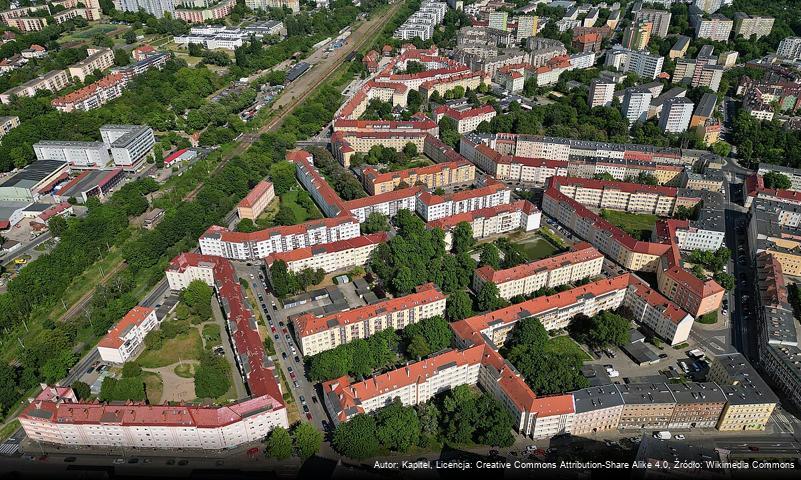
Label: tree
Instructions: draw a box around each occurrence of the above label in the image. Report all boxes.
[270,260,298,298]
[403,142,418,157]
[445,290,472,321]
[438,116,460,148]
[713,271,735,291]
[180,280,213,319]
[587,311,631,348]
[392,265,417,295]
[121,361,142,378]
[71,381,90,401]
[265,426,292,459]
[292,422,323,460]
[451,221,475,254]
[123,30,137,44]
[362,212,390,234]
[407,334,431,359]
[113,48,131,67]
[269,161,296,195]
[763,171,792,190]
[710,141,731,158]
[47,215,68,237]
[476,282,506,312]
[332,414,379,459]
[194,353,230,399]
[375,400,421,452]
[478,243,501,269]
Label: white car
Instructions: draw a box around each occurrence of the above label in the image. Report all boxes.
[674,434,686,440]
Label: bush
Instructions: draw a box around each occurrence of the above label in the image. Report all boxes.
[121,362,142,378]
[194,353,230,399]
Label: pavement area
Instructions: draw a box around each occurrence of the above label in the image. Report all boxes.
[142,362,197,403]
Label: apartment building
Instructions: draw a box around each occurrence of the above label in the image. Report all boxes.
[692,14,733,42]
[693,0,722,14]
[757,164,801,192]
[175,0,236,23]
[0,115,19,139]
[666,382,727,429]
[605,46,664,80]
[572,32,602,53]
[344,187,422,223]
[293,283,447,356]
[362,160,476,195]
[588,79,615,108]
[100,125,156,171]
[199,217,360,261]
[472,243,604,300]
[33,141,111,169]
[265,232,387,275]
[622,21,652,51]
[244,0,299,12]
[623,88,653,125]
[733,12,774,39]
[681,170,725,193]
[571,385,625,435]
[5,16,48,32]
[52,73,127,113]
[236,182,274,223]
[97,306,159,363]
[659,97,695,133]
[516,15,538,41]
[624,279,694,345]
[415,179,511,221]
[432,104,496,134]
[459,137,569,185]
[0,70,70,104]
[67,48,114,82]
[114,0,176,18]
[669,35,691,59]
[777,37,801,61]
[690,92,718,128]
[323,345,484,423]
[617,383,676,430]
[0,5,50,23]
[708,353,778,431]
[634,8,672,38]
[428,200,540,248]
[394,0,447,41]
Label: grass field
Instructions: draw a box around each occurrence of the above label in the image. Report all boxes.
[174,363,195,378]
[143,372,163,404]
[202,323,221,345]
[546,335,592,361]
[600,209,658,241]
[517,237,561,261]
[137,329,203,368]
[280,189,321,224]
[0,420,19,442]
[59,24,121,43]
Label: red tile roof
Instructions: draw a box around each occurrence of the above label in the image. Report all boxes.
[52,72,126,106]
[433,104,496,121]
[426,200,535,231]
[238,180,274,209]
[474,243,602,285]
[97,306,155,349]
[265,232,387,265]
[293,283,445,338]
[200,215,357,245]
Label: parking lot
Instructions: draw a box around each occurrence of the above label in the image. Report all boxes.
[583,340,710,384]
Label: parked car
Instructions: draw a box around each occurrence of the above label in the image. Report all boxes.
[306,412,313,421]
[302,404,310,413]
[281,352,287,359]
[293,380,300,388]
[114,458,125,464]
[674,434,686,440]
[299,395,306,404]
[294,355,300,363]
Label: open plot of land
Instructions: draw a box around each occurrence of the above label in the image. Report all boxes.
[137,329,204,369]
[546,335,592,361]
[280,189,321,224]
[600,210,658,241]
[143,371,164,404]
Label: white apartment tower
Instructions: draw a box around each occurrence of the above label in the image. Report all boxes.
[588,79,615,108]
[622,88,652,125]
[659,97,695,133]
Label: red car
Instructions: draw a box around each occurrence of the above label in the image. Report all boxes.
[282,328,288,334]
[306,412,313,421]
[270,326,276,333]
[290,371,296,379]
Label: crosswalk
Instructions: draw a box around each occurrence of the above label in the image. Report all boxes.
[0,441,20,456]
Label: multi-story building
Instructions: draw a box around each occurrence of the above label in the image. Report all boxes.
[294,283,447,356]
[114,0,176,18]
[571,385,625,435]
[572,32,602,53]
[237,180,275,221]
[588,79,615,108]
[624,279,694,345]
[528,37,568,67]
[659,97,695,133]
[266,232,387,275]
[666,382,727,429]
[175,0,236,23]
[617,383,676,430]
[97,306,159,363]
[707,353,778,431]
[51,73,127,113]
[472,243,604,300]
[459,137,568,186]
[199,216,360,261]
[690,92,718,128]
[605,46,664,80]
[0,115,19,139]
[623,87,653,125]
[515,15,537,42]
[0,70,70,104]
[622,20,652,50]
[692,14,733,41]
[756,164,801,192]
[488,11,508,31]
[432,104,496,134]
[394,0,447,41]
[344,187,422,223]
[634,8,672,38]
[777,37,801,61]
[415,179,511,221]
[67,48,114,82]
[693,0,722,14]
[429,200,540,248]
[669,35,690,60]
[362,160,476,195]
[733,12,774,39]
[33,140,111,169]
[100,125,156,171]
[244,0,299,12]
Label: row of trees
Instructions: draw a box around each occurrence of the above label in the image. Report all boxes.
[268,260,326,298]
[332,385,514,459]
[265,423,323,460]
[309,147,366,200]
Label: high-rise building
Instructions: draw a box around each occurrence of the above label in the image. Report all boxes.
[114,0,175,18]
[622,20,652,50]
[588,79,615,108]
[243,0,299,12]
[605,46,664,80]
[622,87,652,125]
[634,8,672,38]
[516,15,537,41]
[488,11,508,31]
[659,97,695,133]
[733,12,774,39]
[693,14,733,41]
[693,0,722,14]
[778,37,801,60]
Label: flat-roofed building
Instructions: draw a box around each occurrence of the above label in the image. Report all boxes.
[0,159,69,202]
[0,70,70,104]
[100,124,155,171]
[33,140,111,169]
[0,115,19,138]
[67,48,114,82]
[667,382,727,429]
[617,383,676,430]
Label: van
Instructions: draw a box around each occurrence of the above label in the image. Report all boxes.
[653,431,671,440]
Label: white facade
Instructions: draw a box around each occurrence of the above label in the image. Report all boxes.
[244,0,299,12]
[659,97,694,133]
[416,184,512,221]
[394,0,446,41]
[605,46,664,80]
[101,125,156,169]
[115,0,175,17]
[33,141,111,168]
[622,89,652,125]
[694,15,733,41]
[624,284,693,345]
[777,37,801,60]
[97,307,159,364]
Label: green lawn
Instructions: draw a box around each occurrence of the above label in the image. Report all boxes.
[174,363,195,378]
[202,324,221,345]
[138,330,203,368]
[280,189,321,224]
[600,209,658,241]
[516,237,560,261]
[59,24,120,42]
[143,372,163,404]
[546,335,592,361]
[0,420,19,442]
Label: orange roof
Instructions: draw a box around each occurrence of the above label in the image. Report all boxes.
[97,306,155,349]
[362,159,471,187]
[427,200,535,231]
[237,180,273,209]
[52,72,126,106]
[293,283,445,338]
[475,243,603,285]
[433,104,496,121]
[265,232,387,265]
[200,215,357,246]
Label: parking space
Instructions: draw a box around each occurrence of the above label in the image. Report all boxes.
[583,340,710,383]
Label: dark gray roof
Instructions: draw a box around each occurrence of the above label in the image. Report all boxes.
[0,159,67,189]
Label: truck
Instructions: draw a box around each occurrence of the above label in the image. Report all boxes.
[653,431,672,440]
[688,349,706,360]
